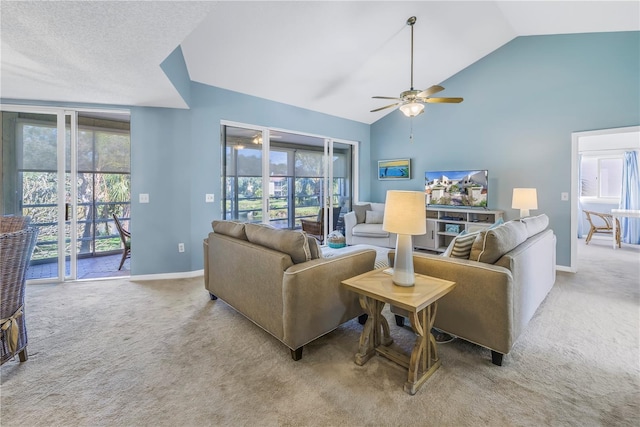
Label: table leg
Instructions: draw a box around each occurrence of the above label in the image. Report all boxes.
[355,295,392,366]
[612,215,617,249]
[404,302,441,395]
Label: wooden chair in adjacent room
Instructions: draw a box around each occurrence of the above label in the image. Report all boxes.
[112,214,131,270]
[1,227,39,365]
[301,207,341,243]
[583,210,621,248]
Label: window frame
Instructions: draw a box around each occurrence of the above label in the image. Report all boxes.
[579,152,624,204]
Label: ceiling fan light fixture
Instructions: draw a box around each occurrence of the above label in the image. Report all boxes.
[399,102,424,117]
[370,17,463,117]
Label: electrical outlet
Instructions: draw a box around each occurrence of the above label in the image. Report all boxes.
[205,194,215,203]
[139,193,149,203]
[178,243,185,253]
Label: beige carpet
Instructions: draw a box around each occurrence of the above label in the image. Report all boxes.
[1,239,639,426]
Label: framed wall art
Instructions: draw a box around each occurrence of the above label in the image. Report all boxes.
[378,158,411,180]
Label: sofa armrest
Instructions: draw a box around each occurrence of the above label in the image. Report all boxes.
[390,251,515,354]
[344,211,357,245]
[495,229,556,339]
[281,248,376,349]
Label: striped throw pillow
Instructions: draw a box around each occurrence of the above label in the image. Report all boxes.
[449,232,479,259]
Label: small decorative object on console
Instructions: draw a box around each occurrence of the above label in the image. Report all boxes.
[327,231,346,248]
[445,224,462,233]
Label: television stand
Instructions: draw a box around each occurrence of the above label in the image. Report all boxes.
[413,207,504,252]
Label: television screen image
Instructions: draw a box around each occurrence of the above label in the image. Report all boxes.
[424,170,488,208]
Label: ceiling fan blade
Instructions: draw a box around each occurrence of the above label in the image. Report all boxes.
[372,96,402,100]
[425,97,464,103]
[370,102,400,112]
[417,85,444,98]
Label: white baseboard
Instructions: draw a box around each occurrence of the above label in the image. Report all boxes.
[131,269,204,281]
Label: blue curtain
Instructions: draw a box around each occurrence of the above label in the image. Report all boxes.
[577,153,584,238]
[620,151,640,244]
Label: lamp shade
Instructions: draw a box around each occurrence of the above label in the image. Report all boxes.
[383,191,426,235]
[399,102,424,117]
[512,188,538,218]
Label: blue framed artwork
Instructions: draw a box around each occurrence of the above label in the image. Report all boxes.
[378,158,411,180]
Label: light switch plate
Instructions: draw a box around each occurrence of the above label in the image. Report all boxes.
[561,192,569,201]
[139,193,149,203]
[205,194,215,203]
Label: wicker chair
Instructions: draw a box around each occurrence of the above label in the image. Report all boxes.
[112,214,131,270]
[1,227,38,365]
[584,210,621,248]
[0,215,31,233]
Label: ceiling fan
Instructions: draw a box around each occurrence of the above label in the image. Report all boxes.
[371,16,463,117]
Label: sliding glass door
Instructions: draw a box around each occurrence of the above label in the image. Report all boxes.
[1,108,75,282]
[1,106,131,282]
[222,122,357,241]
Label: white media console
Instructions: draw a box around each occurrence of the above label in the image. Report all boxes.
[413,207,504,252]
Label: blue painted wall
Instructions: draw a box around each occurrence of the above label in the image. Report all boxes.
[370,32,640,267]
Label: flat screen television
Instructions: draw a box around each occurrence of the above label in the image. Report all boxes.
[424,170,488,208]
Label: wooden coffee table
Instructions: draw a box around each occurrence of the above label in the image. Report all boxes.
[342,268,456,395]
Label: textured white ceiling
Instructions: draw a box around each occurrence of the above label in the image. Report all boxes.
[0,1,215,108]
[1,1,638,124]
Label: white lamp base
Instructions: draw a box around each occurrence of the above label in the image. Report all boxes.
[392,234,415,287]
[520,209,530,218]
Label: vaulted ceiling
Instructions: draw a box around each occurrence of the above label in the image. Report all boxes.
[1,1,638,124]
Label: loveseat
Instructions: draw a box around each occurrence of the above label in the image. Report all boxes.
[344,202,396,248]
[203,221,376,360]
[391,214,556,366]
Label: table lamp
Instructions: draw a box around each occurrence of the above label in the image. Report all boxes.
[512,188,538,218]
[383,190,426,286]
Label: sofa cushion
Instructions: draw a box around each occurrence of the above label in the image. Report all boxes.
[520,214,549,237]
[365,210,384,224]
[353,204,371,224]
[351,223,390,238]
[244,223,311,264]
[212,220,247,240]
[469,220,528,264]
[446,231,481,259]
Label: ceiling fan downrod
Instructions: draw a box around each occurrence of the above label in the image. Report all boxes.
[408,16,416,91]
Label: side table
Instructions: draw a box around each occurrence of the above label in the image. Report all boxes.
[342,268,456,395]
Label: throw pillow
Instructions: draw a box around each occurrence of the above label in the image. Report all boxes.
[212,220,247,240]
[449,231,480,259]
[353,204,372,224]
[442,230,467,257]
[244,223,311,264]
[365,210,384,224]
[307,236,322,260]
[520,214,549,237]
[469,220,528,264]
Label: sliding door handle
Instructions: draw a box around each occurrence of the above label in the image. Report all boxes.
[65,203,72,221]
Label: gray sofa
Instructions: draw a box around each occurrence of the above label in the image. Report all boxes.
[344,202,396,248]
[392,214,556,366]
[203,220,376,360]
